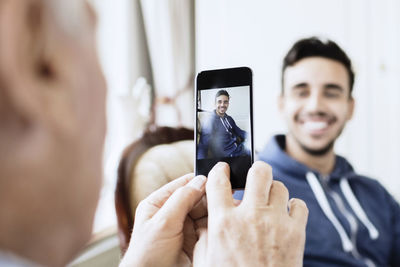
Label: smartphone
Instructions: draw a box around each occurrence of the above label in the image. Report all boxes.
[195,67,254,189]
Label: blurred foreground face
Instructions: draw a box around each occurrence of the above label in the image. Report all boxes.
[0,0,106,265]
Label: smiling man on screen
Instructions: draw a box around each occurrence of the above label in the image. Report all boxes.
[198,90,249,159]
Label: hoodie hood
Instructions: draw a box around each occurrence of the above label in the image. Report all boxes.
[258,135,357,181]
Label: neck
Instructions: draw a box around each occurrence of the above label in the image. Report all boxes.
[215,110,224,117]
[0,171,90,267]
[285,134,336,176]
[0,213,86,267]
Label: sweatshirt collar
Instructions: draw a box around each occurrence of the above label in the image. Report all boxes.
[258,135,356,181]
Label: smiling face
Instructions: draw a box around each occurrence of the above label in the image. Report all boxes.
[215,95,230,117]
[280,57,354,155]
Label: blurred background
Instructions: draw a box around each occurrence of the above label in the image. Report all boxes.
[70,0,400,265]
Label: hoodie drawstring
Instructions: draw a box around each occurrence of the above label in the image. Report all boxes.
[306,172,354,252]
[224,117,233,128]
[220,117,232,133]
[340,178,379,240]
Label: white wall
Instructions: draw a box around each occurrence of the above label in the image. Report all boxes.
[196,0,400,201]
[90,0,152,233]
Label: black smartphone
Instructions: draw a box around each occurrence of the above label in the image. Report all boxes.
[195,67,254,189]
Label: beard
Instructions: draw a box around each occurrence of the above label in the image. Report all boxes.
[290,123,346,156]
[298,139,335,156]
[291,111,346,156]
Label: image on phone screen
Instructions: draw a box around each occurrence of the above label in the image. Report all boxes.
[195,67,254,189]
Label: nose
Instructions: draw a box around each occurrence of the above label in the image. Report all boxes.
[304,90,324,112]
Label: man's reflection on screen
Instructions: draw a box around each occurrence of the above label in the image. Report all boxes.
[198,90,250,159]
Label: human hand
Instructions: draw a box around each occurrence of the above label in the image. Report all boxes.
[119,173,207,267]
[193,161,308,267]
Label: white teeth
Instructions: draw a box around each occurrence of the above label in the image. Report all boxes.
[303,121,328,131]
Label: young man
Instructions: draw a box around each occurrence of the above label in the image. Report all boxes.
[0,1,308,266]
[258,37,400,266]
[198,90,249,159]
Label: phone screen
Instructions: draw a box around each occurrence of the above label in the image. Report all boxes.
[195,67,254,189]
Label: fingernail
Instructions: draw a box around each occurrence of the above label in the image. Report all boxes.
[188,175,207,190]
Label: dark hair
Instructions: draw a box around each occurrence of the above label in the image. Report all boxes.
[215,89,230,99]
[282,37,355,96]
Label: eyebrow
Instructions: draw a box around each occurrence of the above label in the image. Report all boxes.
[292,82,308,89]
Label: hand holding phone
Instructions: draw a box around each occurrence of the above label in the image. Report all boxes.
[195,67,254,189]
[120,174,207,267]
[193,162,308,267]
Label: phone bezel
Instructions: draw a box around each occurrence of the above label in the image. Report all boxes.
[194,66,254,189]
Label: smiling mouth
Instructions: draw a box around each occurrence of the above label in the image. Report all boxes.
[297,115,336,135]
[303,121,328,131]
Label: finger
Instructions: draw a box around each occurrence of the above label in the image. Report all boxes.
[268,180,289,211]
[206,162,234,216]
[189,195,207,220]
[242,161,273,206]
[135,173,194,222]
[194,216,207,230]
[182,216,196,261]
[289,198,309,226]
[193,228,208,267]
[152,175,207,227]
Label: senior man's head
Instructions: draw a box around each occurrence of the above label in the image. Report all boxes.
[0,0,106,266]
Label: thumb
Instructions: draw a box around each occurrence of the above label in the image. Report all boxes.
[193,228,208,267]
[152,175,207,227]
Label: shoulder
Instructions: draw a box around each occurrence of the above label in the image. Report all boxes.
[348,174,399,211]
[226,114,236,123]
[349,174,387,193]
[348,174,388,197]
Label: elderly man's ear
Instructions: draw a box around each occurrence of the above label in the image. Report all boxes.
[0,0,103,141]
[0,0,54,128]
